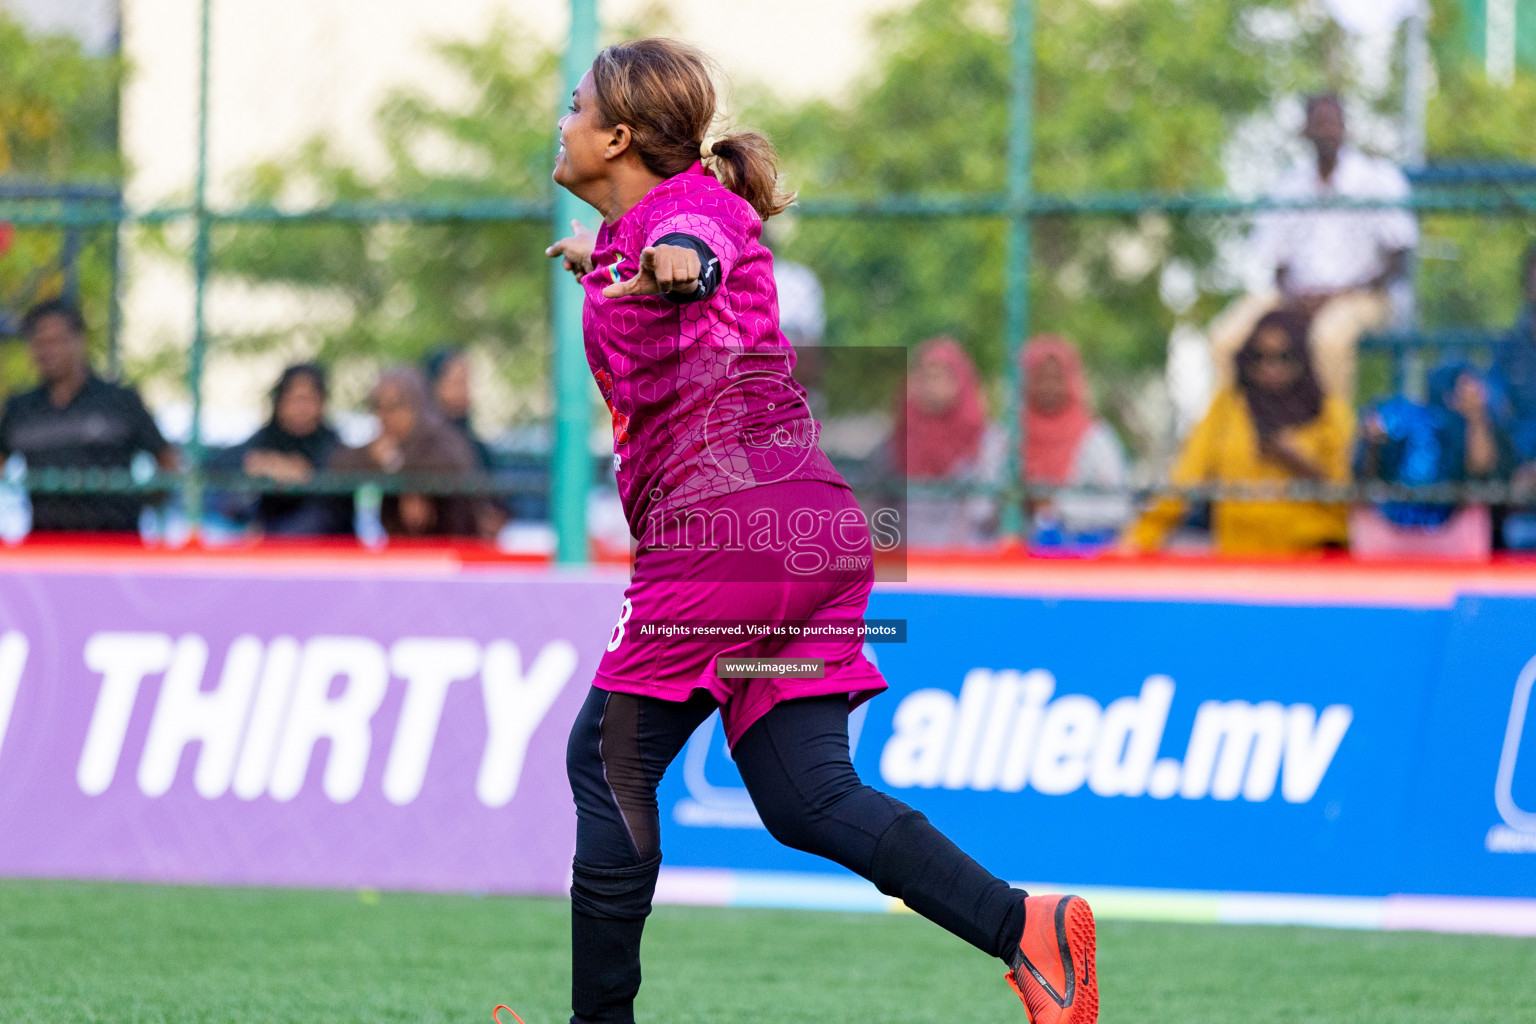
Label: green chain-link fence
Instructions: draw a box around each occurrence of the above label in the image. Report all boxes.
[2,0,1535,556]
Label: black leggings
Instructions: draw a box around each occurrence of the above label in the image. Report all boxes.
[565,687,1028,1024]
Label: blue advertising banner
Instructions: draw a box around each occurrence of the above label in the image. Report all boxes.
[1407,596,1536,896]
[656,588,1536,909]
[3,562,1532,934]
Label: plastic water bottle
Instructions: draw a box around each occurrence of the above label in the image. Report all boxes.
[133,453,162,545]
[162,498,193,548]
[354,483,387,549]
[138,504,162,545]
[130,451,156,484]
[0,455,31,545]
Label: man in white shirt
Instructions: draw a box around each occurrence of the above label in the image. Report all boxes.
[1210,95,1417,400]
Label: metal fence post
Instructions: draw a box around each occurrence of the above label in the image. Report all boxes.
[60,226,84,304]
[551,0,598,564]
[1399,1,1429,365]
[1000,0,1034,538]
[185,0,214,534]
[108,0,124,376]
[108,206,123,378]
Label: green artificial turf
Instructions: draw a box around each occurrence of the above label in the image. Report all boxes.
[1,879,1533,1023]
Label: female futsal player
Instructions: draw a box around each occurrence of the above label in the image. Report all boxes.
[542,38,1097,1024]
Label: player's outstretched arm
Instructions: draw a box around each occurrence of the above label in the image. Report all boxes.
[602,245,702,298]
[545,220,597,279]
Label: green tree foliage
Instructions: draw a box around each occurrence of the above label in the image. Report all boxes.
[211,0,1534,422]
[0,12,120,387]
[213,23,559,401]
[215,0,1333,419]
[758,0,1330,411]
[0,14,118,179]
[1416,0,1536,332]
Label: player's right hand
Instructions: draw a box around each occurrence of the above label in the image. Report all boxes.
[545,220,597,279]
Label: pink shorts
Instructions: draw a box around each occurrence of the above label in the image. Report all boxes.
[594,479,887,746]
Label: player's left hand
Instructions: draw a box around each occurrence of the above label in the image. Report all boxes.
[602,244,701,299]
[545,220,596,279]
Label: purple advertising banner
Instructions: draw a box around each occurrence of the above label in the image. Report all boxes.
[0,567,628,894]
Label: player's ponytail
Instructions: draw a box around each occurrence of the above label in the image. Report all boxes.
[591,38,796,220]
[703,132,795,220]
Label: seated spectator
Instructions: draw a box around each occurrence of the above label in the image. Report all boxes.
[1208,94,1416,402]
[1491,244,1536,549]
[236,363,347,536]
[1127,310,1353,556]
[1358,362,1507,526]
[0,298,175,533]
[1351,361,1509,560]
[425,346,512,534]
[892,337,999,548]
[1493,242,1536,467]
[1021,335,1131,548]
[424,346,493,471]
[329,367,482,538]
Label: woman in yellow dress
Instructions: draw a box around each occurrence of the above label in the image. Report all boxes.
[1128,309,1354,556]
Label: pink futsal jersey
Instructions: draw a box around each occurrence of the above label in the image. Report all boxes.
[581,163,846,540]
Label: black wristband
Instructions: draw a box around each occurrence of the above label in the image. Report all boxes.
[653,232,721,304]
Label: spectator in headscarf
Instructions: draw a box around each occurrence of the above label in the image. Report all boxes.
[1021,335,1131,545]
[892,337,1000,548]
[895,337,989,479]
[1127,310,1354,555]
[330,367,482,538]
[235,363,347,535]
[424,346,493,471]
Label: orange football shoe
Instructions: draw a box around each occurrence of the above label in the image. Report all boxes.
[1004,894,1097,1024]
